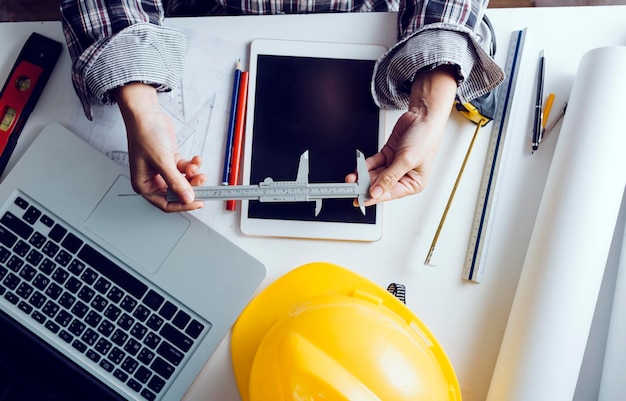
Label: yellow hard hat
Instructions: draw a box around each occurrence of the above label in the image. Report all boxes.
[231,262,461,401]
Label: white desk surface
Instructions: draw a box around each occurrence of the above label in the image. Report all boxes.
[1,5,626,401]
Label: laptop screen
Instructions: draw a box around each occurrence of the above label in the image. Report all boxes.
[0,310,123,400]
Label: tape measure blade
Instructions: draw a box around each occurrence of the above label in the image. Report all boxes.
[462,28,526,282]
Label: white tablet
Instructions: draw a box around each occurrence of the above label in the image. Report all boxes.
[240,39,386,241]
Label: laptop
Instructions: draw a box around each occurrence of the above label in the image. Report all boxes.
[0,123,266,400]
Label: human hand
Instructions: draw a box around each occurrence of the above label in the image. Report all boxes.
[347,65,458,206]
[115,83,207,212]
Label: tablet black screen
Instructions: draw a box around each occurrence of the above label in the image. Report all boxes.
[248,54,380,224]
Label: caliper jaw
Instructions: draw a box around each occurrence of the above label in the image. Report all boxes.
[354,150,370,216]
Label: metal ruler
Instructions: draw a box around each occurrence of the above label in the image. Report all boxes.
[164,150,371,215]
[462,28,527,282]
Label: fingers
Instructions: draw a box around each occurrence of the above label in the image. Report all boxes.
[133,172,205,213]
[344,151,387,185]
[370,155,423,199]
[353,69,455,207]
[131,155,207,213]
[346,141,432,209]
[178,156,207,185]
[161,156,207,207]
[163,172,196,204]
[143,194,205,213]
[117,86,207,213]
[367,148,423,198]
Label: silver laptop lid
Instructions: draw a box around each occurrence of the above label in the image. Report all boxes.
[0,122,266,400]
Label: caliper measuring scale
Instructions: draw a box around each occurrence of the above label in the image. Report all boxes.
[159,150,371,216]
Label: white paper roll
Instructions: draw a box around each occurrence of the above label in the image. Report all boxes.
[598,209,626,399]
[486,46,626,401]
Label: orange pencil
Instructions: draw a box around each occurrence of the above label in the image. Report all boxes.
[226,70,249,211]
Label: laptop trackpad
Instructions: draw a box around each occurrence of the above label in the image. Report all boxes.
[84,175,190,274]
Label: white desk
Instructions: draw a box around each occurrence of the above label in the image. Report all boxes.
[1,6,626,401]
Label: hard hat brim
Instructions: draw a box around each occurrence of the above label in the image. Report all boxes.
[230,262,461,401]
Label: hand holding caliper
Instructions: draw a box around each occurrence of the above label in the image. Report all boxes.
[165,150,371,215]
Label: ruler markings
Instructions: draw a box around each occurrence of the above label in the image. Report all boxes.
[463,28,527,282]
[126,150,371,216]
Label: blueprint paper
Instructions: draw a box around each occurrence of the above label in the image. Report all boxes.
[487,46,626,401]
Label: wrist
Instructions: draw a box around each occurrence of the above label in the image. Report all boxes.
[409,65,458,119]
[113,82,160,118]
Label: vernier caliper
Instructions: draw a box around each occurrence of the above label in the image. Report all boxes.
[167,150,371,215]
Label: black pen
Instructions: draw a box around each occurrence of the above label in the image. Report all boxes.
[531,50,545,153]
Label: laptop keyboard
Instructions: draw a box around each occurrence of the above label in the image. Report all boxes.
[0,194,211,401]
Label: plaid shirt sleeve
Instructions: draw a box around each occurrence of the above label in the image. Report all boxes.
[61,0,503,118]
[61,0,187,119]
[374,0,505,109]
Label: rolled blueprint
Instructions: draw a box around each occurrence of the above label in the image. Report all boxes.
[486,46,626,401]
[598,214,626,400]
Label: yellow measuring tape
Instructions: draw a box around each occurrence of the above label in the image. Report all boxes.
[424,96,494,265]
